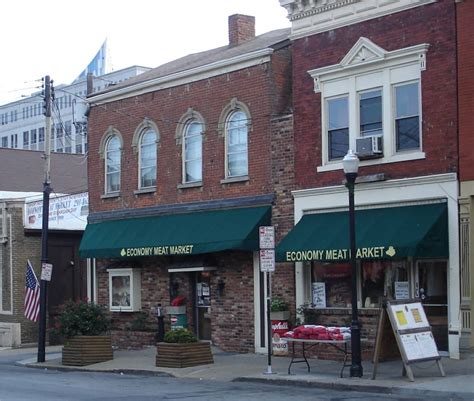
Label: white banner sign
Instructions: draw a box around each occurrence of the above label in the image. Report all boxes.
[24,192,88,231]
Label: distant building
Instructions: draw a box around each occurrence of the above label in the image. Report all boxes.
[0,66,150,154]
[0,149,88,346]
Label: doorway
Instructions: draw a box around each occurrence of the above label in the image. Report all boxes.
[195,271,211,340]
[415,260,448,351]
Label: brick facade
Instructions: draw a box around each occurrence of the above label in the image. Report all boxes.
[291,1,458,189]
[87,34,294,353]
[458,0,474,182]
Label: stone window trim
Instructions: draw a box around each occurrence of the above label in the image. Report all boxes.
[131,118,160,153]
[98,126,124,159]
[175,108,206,145]
[217,98,252,137]
[307,37,429,172]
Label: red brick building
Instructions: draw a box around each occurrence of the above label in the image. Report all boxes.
[457,0,474,349]
[81,15,294,353]
[276,0,462,358]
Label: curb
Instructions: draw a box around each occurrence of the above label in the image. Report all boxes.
[22,363,174,378]
[234,377,474,400]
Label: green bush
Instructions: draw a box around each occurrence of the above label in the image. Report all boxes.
[271,297,289,312]
[164,328,197,343]
[55,300,111,339]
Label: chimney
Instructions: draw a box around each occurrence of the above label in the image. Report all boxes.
[228,14,255,47]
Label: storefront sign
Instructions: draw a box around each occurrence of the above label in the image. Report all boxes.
[120,245,194,257]
[285,245,397,262]
[24,192,88,231]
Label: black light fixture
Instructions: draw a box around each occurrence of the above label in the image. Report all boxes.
[342,149,363,378]
[217,279,225,297]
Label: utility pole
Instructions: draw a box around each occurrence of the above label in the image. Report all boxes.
[37,75,52,363]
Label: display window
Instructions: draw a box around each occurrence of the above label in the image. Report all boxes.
[310,259,410,309]
[107,268,142,312]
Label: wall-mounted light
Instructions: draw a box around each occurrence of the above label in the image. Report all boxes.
[217,279,225,297]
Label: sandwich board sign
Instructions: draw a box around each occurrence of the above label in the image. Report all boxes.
[372,299,445,382]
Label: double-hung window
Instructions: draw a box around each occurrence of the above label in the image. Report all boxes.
[309,37,428,170]
[139,130,157,189]
[395,82,420,151]
[183,120,202,183]
[105,136,121,193]
[327,96,349,160]
[226,110,248,178]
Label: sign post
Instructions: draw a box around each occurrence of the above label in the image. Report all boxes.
[259,226,275,375]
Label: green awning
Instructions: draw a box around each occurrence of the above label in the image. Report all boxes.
[276,202,448,262]
[80,206,271,259]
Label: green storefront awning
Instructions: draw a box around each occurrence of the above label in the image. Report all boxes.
[80,205,271,259]
[276,202,448,262]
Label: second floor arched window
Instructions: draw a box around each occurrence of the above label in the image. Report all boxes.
[183,120,203,183]
[105,135,121,193]
[139,129,157,188]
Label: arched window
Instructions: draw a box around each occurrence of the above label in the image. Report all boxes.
[139,129,157,188]
[105,135,121,193]
[183,120,203,183]
[225,110,248,178]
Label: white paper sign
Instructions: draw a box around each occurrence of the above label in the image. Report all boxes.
[395,281,409,300]
[389,302,430,331]
[400,331,440,361]
[312,282,326,308]
[41,263,53,281]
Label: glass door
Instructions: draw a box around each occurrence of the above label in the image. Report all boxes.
[415,260,448,351]
[195,271,211,340]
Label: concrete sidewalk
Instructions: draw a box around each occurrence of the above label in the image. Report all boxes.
[10,345,474,400]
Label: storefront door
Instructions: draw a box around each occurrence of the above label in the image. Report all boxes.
[416,260,448,352]
[195,272,211,340]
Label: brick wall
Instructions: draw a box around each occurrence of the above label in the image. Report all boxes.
[291,1,458,188]
[457,0,474,181]
[87,47,291,215]
[0,202,42,344]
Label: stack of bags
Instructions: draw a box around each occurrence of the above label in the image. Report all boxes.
[283,325,351,341]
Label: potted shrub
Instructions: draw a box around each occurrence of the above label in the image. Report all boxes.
[270,297,290,321]
[156,328,213,368]
[55,300,113,366]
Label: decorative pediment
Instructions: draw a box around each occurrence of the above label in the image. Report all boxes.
[340,37,386,67]
[308,37,429,93]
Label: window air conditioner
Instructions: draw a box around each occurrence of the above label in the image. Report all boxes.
[355,135,383,158]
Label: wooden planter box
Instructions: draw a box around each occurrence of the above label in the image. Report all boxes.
[156,341,213,368]
[62,335,113,366]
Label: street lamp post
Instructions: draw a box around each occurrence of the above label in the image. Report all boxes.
[343,149,363,378]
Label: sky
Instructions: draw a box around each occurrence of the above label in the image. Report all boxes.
[0,0,290,105]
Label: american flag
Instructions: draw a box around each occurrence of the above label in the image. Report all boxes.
[24,260,40,322]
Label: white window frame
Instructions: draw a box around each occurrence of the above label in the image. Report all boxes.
[107,268,141,312]
[138,129,157,190]
[225,110,249,179]
[309,37,428,172]
[182,119,203,184]
[105,135,121,194]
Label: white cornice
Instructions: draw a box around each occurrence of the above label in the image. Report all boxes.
[90,48,274,105]
[279,0,437,40]
[292,173,457,199]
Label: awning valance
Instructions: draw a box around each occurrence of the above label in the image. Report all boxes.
[80,205,271,259]
[276,202,448,262]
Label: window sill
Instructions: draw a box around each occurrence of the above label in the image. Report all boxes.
[220,175,249,184]
[134,187,156,195]
[317,151,425,173]
[177,181,203,189]
[101,192,121,199]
